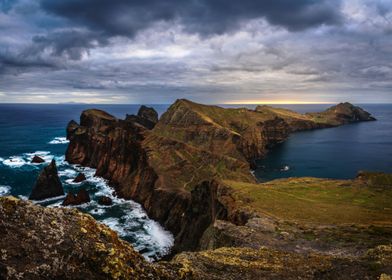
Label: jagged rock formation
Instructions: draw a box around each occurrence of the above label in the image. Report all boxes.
[62,189,90,206]
[65,99,377,253]
[29,159,64,200]
[126,105,159,129]
[1,196,391,280]
[31,155,45,163]
[73,172,86,183]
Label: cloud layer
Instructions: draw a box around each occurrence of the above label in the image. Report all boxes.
[0,0,391,103]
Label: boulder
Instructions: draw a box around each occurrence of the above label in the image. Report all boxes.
[97,196,113,206]
[62,189,90,206]
[73,172,87,183]
[31,155,45,163]
[29,159,64,200]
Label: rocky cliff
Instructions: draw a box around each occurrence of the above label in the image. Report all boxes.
[65,99,377,253]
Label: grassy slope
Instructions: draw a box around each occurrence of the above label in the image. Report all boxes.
[224,176,392,225]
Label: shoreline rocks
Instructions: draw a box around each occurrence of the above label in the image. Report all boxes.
[31,155,45,163]
[98,196,113,206]
[29,159,64,200]
[73,172,87,183]
[62,189,90,206]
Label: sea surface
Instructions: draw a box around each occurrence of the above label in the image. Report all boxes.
[0,103,391,259]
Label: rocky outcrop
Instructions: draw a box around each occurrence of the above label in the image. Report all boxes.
[73,172,86,183]
[65,100,376,254]
[29,159,64,200]
[62,189,90,206]
[0,196,172,279]
[126,105,159,129]
[31,155,45,163]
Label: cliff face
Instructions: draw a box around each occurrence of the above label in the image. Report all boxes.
[65,100,376,253]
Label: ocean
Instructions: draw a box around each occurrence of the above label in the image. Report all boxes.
[0,103,391,259]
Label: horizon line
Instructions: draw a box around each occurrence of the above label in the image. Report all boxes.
[0,102,391,105]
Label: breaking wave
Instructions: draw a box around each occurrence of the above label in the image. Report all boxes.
[48,137,69,144]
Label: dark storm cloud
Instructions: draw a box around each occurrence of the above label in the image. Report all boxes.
[0,50,57,75]
[40,0,342,37]
[31,30,109,60]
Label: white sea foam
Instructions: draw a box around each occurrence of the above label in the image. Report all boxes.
[49,137,69,144]
[25,151,53,163]
[89,208,106,216]
[0,185,11,196]
[101,217,128,236]
[32,194,66,204]
[59,169,77,178]
[143,220,174,255]
[2,156,27,168]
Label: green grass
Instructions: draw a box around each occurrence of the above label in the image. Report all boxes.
[224,177,392,225]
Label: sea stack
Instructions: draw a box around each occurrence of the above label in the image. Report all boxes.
[31,155,45,163]
[62,189,90,206]
[73,172,87,183]
[29,159,64,200]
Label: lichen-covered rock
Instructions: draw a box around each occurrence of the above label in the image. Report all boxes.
[29,159,64,200]
[0,196,172,280]
[168,246,389,280]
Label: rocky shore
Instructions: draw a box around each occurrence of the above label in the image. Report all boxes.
[2,100,390,279]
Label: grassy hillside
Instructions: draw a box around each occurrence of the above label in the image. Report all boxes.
[224,175,392,225]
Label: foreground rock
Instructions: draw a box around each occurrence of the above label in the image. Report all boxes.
[1,197,390,280]
[29,159,64,200]
[31,155,45,163]
[66,100,377,253]
[62,189,90,206]
[73,172,87,183]
[0,196,171,279]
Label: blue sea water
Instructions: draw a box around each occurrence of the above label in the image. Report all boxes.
[0,103,391,258]
[254,104,392,181]
[0,104,172,261]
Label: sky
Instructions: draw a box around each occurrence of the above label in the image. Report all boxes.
[0,0,391,104]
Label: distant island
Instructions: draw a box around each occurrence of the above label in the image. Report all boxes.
[1,100,391,279]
